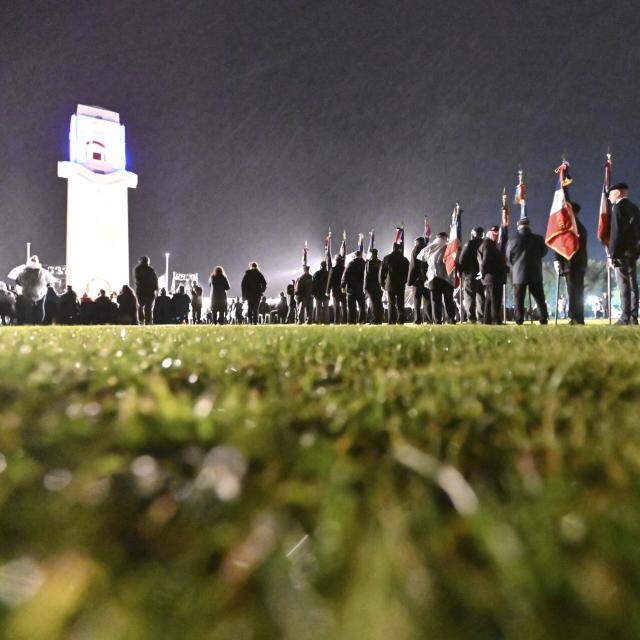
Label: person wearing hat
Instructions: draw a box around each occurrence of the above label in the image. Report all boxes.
[478,217,509,324]
[341,250,367,324]
[458,227,485,323]
[380,242,410,324]
[507,217,549,325]
[608,182,640,325]
[133,256,159,325]
[294,264,314,324]
[553,202,588,324]
[364,248,384,324]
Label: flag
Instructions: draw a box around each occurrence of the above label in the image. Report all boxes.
[424,217,431,240]
[597,155,612,248]
[545,161,579,260]
[325,229,333,269]
[357,233,364,254]
[339,231,347,258]
[514,171,527,219]
[367,229,375,257]
[443,204,462,275]
[303,241,308,266]
[394,226,404,254]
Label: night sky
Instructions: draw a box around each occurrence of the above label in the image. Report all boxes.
[2,0,640,294]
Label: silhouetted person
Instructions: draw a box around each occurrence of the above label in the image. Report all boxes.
[79,293,95,324]
[117,285,139,325]
[312,260,330,324]
[172,285,191,323]
[365,248,384,324]
[57,285,80,325]
[134,256,159,325]
[209,266,230,325]
[190,281,203,323]
[294,265,314,324]
[241,262,267,324]
[0,282,16,325]
[478,223,509,324]
[608,182,640,325]
[327,254,347,324]
[507,217,549,325]
[94,289,117,324]
[408,236,431,324]
[380,243,409,324]
[458,227,485,322]
[276,291,288,323]
[42,284,59,325]
[553,202,588,325]
[154,288,172,324]
[15,255,56,325]
[286,281,296,323]
[342,250,367,323]
[258,295,271,323]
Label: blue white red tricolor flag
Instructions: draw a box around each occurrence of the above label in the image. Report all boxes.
[394,226,404,253]
[325,229,332,269]
[424,217,431,240]
[367,229,375,257]
[357,233,364,254]
[545,161,579,260]
[444,204,462,275]
[597,155,612,248]
[514,171,527,219]
[339,231,347,258]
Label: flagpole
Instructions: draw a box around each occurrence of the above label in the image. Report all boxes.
[607,152,612,325]
[501,188,508,324]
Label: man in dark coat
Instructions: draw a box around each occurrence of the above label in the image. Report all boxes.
[327,254,347,324]
[478,223,509,324]
[172,285,191,323]
[43,284,59,325]
[57,285,80,325]
[608,183,640,325]
[286,281,296,323]
[458,227,485,323]
[241,262,267,325]
[365,248,384,324]
[94,290,117,324]
[312,260,330,324]
[133,256,159,325]
[507,217,549,325]
[380,243,410,324]
[294,265,314,324]
[153,288,172,324]
[408,237,432,324]
[341,250,367,324]
[276,291,288,324]
[190,281,203,323]
[553,202,588,325]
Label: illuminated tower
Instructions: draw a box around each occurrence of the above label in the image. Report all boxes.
[58,104,138,295]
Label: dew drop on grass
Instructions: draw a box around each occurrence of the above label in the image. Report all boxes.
[161,358,173,368]
[188,373,199,384]
[0,453,6,474]
[43,468,73,492]
[0,557,44,607]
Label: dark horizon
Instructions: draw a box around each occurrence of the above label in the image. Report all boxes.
[2,0,639,295]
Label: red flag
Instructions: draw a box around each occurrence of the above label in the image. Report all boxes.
[597,156,612,247]
[443,204,461,275]
[424,216,431,240]
[545,162,579,260]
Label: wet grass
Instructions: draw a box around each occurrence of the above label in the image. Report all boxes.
[1,324,640,639]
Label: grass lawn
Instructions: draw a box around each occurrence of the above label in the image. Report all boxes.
[1,324,640,639]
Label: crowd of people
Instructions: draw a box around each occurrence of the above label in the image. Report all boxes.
[2,183,638,327]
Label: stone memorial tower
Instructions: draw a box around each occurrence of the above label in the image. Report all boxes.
[58,104,138,295]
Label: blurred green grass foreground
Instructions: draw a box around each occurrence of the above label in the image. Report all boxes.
[1,324,640,639]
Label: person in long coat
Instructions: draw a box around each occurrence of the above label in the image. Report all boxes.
[608,182,640,325]
[116,285,139,325]
[507,217,548,325]
[341,250,367,324]
[209,266,230,325]
[241,262,267,325]
[133,256,159,325]
[478,224,509,324]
